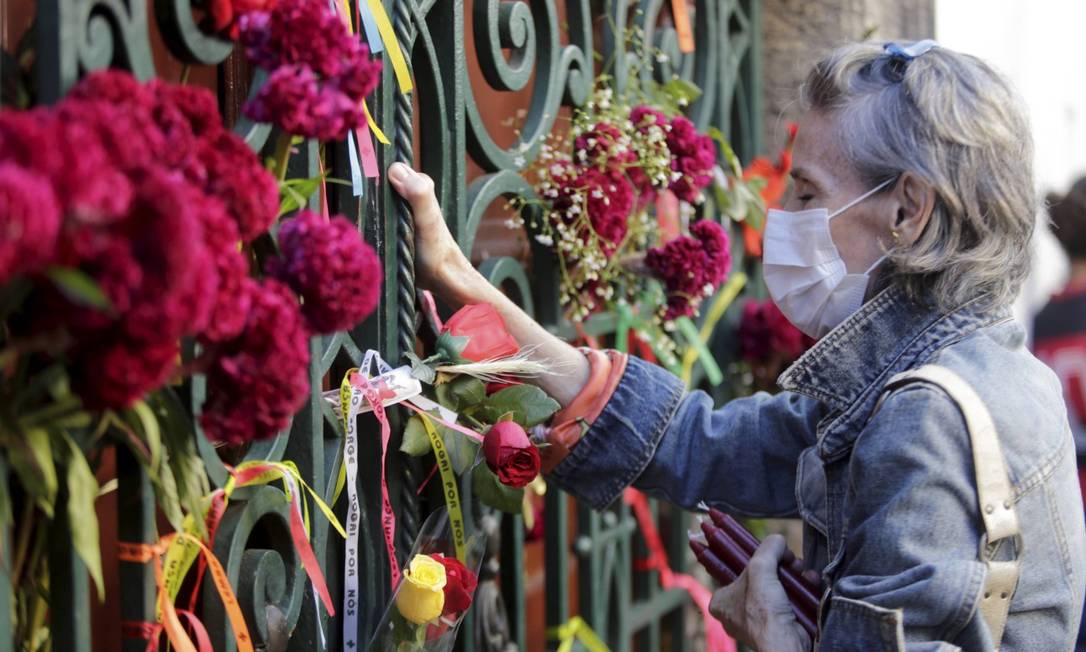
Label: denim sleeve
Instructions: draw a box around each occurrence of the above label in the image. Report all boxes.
[820,384,991,651]
[547,355,825,514]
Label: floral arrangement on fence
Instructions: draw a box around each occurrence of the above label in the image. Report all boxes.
[399,300,559,517]
[0,35,381,645]
[512,77,767,376]
[369,508,487,651]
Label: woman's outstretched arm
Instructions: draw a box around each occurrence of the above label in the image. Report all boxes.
[389,162,590,406]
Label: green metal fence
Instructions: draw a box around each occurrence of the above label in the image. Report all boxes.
[12,0,762,650]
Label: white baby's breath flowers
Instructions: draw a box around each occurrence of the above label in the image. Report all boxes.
[534,233,554,246]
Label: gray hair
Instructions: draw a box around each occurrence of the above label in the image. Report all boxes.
[801,42,1036,311]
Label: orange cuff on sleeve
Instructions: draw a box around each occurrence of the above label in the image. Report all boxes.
[540,348,628,473]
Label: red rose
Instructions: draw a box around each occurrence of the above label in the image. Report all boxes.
[434,554,478,616]
[483,421,541,488]
[441,303,520,362]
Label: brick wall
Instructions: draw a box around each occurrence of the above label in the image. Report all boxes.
[760,0,935,151]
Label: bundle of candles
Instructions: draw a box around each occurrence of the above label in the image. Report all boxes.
[689,507,823,639]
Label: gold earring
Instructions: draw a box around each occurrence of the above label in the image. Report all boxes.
[891,229,901,242]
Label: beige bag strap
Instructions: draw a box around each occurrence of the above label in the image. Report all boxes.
[882,365,1020,649]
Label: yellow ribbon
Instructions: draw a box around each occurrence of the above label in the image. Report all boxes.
[418,413,467,563]
[160,460,345,611]
[547,616,610,652]
[679,272,747,385]
[365,0,414,94]
[363,101,390,145]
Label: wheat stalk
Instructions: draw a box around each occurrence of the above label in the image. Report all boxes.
[434,345,569,383]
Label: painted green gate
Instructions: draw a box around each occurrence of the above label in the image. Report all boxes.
[9,0,762,649]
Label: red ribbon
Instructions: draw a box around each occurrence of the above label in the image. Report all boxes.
[624,488,736,652]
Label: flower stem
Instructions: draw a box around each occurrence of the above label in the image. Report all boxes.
[10,501,34,586]
[179,64,191,85]
[273,131,293,181]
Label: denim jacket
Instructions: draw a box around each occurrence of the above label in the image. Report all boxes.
[547,286,1086,651]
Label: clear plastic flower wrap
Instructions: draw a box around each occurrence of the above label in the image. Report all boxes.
[367,507,487,651]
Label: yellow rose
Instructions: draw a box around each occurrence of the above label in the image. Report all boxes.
[395,554,447,625]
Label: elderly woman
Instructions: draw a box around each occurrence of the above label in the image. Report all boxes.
[389,41,1086,650]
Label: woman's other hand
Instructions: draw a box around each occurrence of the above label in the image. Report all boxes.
[388,162,472,297]
[709,534,812,652]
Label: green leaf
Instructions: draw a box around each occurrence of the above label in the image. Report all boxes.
[125,401,161,475]
[5,427,58,517]
[707,127,743,177]
[399,415,433,457]
[404,352,437,385]
[401,413,480,474]
[471,464,524,514]
[155,457,184,533]
[154,390,210,538]
[475,385,560,428]
[443,428,480,476]
[435,376,486,411]
[434,331,471,364]
[661,78,703,106]
[45,268,112,313]
[61,433,104,600]
[278,175,324,216]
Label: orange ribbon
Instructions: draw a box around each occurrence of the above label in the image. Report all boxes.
[118,533,254,652]
[671,0,695,53]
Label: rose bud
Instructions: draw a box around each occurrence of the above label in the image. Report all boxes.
[442,303,520,362]
[483,421,541,488]
[434,554,478,616]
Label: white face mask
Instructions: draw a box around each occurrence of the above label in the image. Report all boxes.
[763,179,893,339]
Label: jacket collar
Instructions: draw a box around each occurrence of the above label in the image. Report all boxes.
[778,285,1007,416]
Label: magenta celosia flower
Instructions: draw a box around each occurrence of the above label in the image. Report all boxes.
[629,105,668,133]
[71,337,180,410]
[243,65,365,141]
[551,165,634,257]
[43,109,136,224]
[239,0,368,78]
[0,164,60,284]
[197,207,254,343]
[200,279,311,444]
[66,69,153,107]
[196,130,279,241]
[65,170,215,345]
[666,116,716,203]
[238,0,381,140]
[737,298,813,364]
[268,209,381,334]
[646,220,731,320]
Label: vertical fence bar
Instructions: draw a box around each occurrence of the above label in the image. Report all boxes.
[117,448,157,652]
[543,491,568,650]
[48,484,91,652]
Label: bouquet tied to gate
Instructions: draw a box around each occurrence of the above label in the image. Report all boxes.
[512,75,767,373]
[0,64,381,644]
[368,507,487,651]
[401,294,560,519]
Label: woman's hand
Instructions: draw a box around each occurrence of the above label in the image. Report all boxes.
[388,162,473,298]
[386,161,590,405]
[709,534,813,652]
